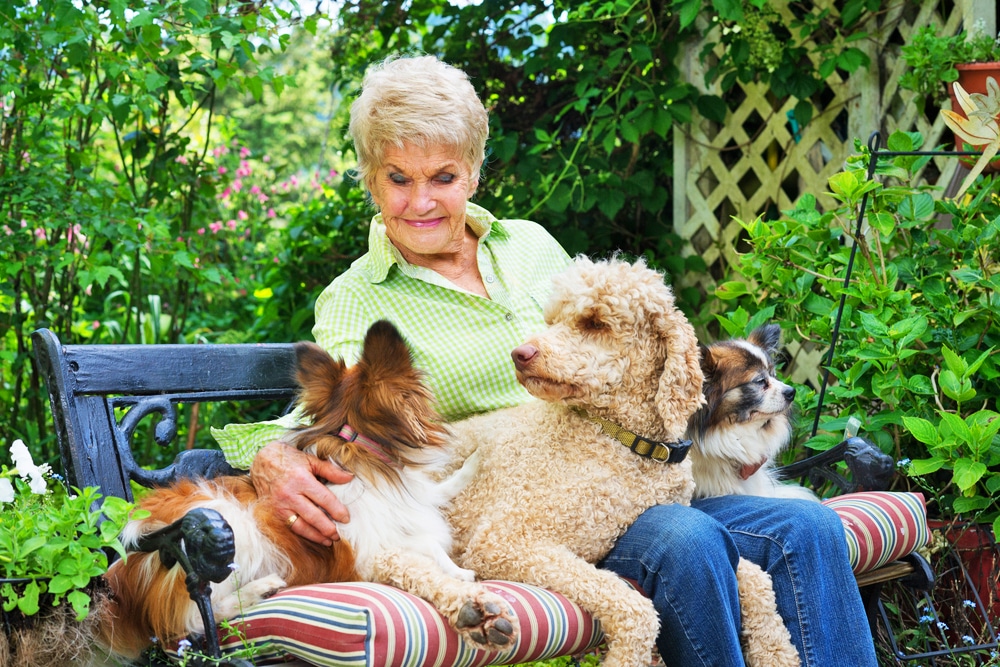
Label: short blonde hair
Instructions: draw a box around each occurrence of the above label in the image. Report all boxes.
[349,55,489,188]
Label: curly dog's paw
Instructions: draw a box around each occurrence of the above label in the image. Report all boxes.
[454,592,519,649]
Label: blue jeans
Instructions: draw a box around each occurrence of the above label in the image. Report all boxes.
[599,496,877,667]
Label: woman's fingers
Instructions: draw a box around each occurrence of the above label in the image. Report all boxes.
[251,440,353,546]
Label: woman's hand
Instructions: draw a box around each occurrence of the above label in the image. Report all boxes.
[251,440,353,546]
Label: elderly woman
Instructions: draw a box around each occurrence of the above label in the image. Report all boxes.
[213,55,877,666]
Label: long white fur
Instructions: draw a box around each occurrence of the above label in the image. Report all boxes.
[319,445,480,582]
[689,335,817,502]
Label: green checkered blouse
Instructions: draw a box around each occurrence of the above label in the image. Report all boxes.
[212,202,572,469]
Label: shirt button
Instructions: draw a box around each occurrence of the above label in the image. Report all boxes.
[485,275,495,283]
[504,313,514,321]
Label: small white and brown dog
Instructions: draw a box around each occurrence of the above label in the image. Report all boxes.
[99,320,514,661]
[687,324,816,501]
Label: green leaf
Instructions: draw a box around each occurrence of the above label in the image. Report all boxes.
[939,411,973,445]
[952,496,991,513]
[859,311,888,338]
[715,281,748,300]
[907,456,946,475]
[16,581,40,617]
[952,457,987,493]
[940,345,968,375]
[67,589,92,622]
[902,416,940,446]
[696,95,728,123]
[898,193,935,221]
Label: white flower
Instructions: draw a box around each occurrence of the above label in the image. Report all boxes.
[0,478,13,503]
[8,439,48,495]
[9,439,35,473]
[27,471,48,495]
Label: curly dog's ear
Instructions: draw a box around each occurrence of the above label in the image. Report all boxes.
[652,295,705,438]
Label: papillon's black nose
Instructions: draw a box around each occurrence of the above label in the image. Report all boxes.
[783,386,796,402]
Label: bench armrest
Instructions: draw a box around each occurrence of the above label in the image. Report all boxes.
[777,436,895,494]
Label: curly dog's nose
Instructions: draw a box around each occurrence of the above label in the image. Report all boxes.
[511,345,539,371]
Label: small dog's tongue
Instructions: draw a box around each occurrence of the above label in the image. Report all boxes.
[740,460,766,480]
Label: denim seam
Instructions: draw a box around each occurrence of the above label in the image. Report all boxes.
[731,529,813,667]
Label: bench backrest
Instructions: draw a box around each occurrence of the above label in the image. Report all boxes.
[31,328,297,501]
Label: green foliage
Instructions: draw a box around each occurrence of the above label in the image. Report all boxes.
[0,0,313,464]
[900,23,1000,107]
[688,0,876,122]
[721,130,1000,533]
[0,457,137,620]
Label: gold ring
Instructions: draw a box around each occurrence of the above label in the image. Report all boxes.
[286,513,299,528]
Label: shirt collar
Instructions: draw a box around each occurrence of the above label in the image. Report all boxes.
[362,202,508,283]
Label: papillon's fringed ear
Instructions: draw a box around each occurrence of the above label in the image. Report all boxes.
[747,323,782,357]
[698,344,716,380]
[293,341,347,419]
[358,319,419,382]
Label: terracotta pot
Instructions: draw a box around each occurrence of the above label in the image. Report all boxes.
[926,519,1000,621]
[947,62,1000,173]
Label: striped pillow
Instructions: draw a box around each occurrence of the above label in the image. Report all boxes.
[822,491,929,574]
[218,581,604,666]
[164,491,926,666]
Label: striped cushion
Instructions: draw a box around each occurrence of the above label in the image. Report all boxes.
[163,492,926,665]
[822,491,929,574]
[217,581,603,666]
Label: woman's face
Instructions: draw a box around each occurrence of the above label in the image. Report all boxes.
[369,142,479,263]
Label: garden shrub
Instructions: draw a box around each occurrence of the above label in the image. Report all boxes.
[718,131,1000,537]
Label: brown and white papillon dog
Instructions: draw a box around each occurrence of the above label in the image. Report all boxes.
[99,320,501,661]
[686,324,816,501]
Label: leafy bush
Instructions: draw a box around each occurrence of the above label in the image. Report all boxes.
[718,131,1000,537]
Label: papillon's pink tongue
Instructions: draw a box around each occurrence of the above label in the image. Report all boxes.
[740,460,766,480]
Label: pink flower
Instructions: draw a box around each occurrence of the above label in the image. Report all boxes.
[232,179,243,192]
[67,224,83,246]
[250,185,261,195]
[263,155,271,163]
[220,187,232,200]
[34,227,46,241]
[227,219,238,230]
[217,166,228,175]
[240,146,251,158]
[237,210,248,221]
[92,320,100,330]
[213,146,227,157]
[2,225,11,236]
[267,208,276,218]
[257,193,269,203]
[197,227,206,235]
[175,155,189,165]
[273,256,280,263]
[209,221,223,233]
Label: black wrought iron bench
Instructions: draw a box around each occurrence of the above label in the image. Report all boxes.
[31,326,933,667]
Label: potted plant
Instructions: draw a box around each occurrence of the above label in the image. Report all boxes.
[0,438,136,667]
[900,23,1000,108]
[900,23,1000,172]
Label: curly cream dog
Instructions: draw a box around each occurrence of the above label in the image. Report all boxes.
[446,256,799,667]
